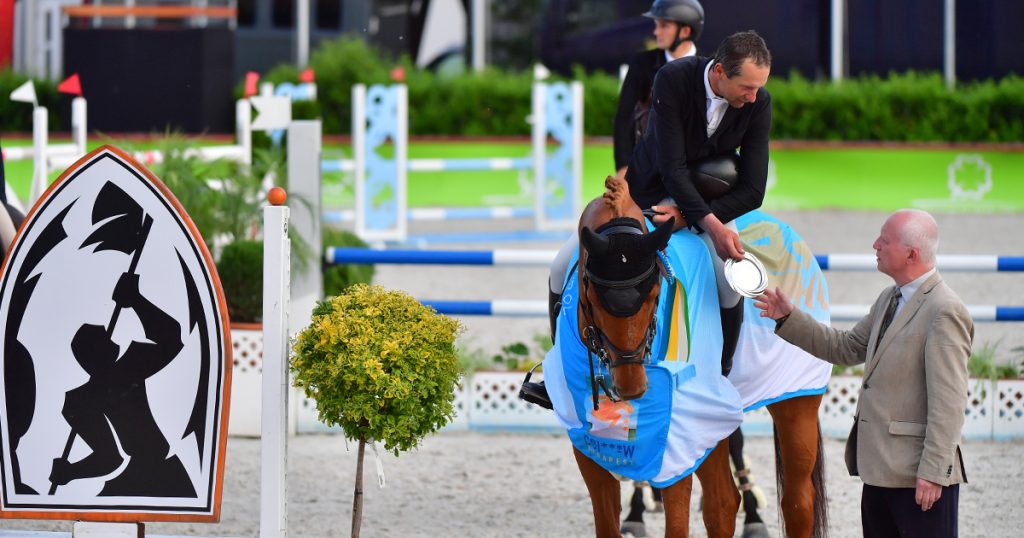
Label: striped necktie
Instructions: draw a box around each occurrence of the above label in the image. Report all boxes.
[875,288,902,351]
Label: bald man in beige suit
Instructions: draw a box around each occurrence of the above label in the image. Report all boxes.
[755,209,973,538]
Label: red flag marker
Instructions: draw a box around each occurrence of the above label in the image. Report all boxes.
[58,73,83,96]
[244,71,260,98]
[299,68,315,83]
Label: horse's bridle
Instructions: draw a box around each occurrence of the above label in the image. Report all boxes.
[579,224,665,409]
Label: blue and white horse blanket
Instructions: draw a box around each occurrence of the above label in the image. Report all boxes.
[542,210,830,487]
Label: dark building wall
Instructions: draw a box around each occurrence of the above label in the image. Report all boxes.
[539,0,1022,81]
[64,28,235,133]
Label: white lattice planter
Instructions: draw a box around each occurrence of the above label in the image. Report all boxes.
[816,375,1016,441]
[468,372,561,430]
[963,379,995,440]
[229,325,299,436]
[229,324,265,437]
[820,376,861,438]
[994,379,1024,440]
[226,341,1024,440]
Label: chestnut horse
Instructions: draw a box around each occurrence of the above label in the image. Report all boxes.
[545,177,829,537]
[545,177,745,537]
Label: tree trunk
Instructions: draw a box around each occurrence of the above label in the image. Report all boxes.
[351,438,365,538]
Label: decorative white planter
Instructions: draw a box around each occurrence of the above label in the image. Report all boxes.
[228,325,299,437]
[224,335,1024,441]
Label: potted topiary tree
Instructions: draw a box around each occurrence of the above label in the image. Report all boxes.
[291,284,462,537]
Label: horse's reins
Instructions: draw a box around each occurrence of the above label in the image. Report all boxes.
[579,224,664,410]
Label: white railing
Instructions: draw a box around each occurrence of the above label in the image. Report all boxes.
[226,327,1024,441]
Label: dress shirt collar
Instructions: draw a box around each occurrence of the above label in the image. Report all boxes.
[665,45,697,64]
[895,268,936,313]
[704,60,726,104]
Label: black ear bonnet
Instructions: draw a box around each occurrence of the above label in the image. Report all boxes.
[581,217,673,317]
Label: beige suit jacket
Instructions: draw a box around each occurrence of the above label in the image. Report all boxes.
[777,271,973,488]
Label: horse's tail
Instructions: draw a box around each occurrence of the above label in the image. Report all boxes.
[773,422,830,538]
[809,422,829,538]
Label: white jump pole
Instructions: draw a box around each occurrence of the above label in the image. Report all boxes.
[237,99,253,167]
[530,81,545,230]
[260,197,291,538]
[71,96,87,157]
[30,106,48,206]
[352,84,368,239]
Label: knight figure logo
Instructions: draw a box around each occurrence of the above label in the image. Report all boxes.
[0,146,231,522]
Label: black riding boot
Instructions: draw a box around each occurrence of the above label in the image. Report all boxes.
[549,289,562,344]
[517,290,561,410]
[720,301,744,377]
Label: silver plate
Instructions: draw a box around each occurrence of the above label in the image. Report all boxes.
[724,252,768,298]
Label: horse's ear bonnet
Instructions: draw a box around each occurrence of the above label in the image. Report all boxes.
[580,217,672,317]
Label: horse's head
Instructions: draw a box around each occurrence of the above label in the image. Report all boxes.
[577,177,673,402]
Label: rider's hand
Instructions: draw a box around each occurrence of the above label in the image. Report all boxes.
[112,272,140,308]
[701,215,744,261]
[649,205,687,230]
[754,287,794,320]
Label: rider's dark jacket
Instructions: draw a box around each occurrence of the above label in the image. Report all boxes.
[626,55,772,227]
[613,48,667,171]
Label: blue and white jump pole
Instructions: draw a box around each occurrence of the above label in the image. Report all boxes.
[324,247,1024,321]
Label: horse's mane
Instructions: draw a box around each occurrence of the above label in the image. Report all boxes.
[600,176,635,219]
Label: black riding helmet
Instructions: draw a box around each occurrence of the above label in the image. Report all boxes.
[643,0,704,50]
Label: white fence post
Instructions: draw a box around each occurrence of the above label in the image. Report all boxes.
[260,200,291,538]
[30,106,49,205]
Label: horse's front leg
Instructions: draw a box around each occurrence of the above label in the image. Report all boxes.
[694,437,739,538]
[659,474,693,537]
[573,447,625,538]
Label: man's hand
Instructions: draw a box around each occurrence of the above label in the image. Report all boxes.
[649,205,687,230]
[754,287,794,320]
[915,478,943,511]
[615,166,628,181]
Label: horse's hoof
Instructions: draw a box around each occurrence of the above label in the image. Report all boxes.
[620,521,647,537]
[741,522,770,538]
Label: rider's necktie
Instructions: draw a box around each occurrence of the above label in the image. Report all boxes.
[874,288,902,351]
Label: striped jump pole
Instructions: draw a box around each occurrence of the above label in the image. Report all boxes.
[323,207,535,224]
[326,248,1024,272]
[420,300,1024,322]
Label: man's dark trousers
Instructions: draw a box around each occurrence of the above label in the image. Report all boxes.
[861,483,959,537]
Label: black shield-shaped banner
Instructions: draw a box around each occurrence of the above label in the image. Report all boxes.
[0,146,231,522]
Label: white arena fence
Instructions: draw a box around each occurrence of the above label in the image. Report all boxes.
[227,327,1024,441]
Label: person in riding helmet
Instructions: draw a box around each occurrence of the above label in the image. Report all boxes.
[614,0,705,182]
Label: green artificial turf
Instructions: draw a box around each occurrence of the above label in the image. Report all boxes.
[6,139,1022,213]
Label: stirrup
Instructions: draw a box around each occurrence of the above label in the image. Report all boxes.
[518,363,552,410]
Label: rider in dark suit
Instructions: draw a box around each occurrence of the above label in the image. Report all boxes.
[627,30,772,374]
[613,0,704,181]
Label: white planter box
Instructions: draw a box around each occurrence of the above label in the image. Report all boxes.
[226,336,1024,441]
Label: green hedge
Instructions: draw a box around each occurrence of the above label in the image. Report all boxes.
[768,71,1024,142]
[292,38,1024,142]
[7,36,1024,142]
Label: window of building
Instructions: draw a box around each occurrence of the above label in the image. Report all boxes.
[316,0,341,30]
[273,0,294,27]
